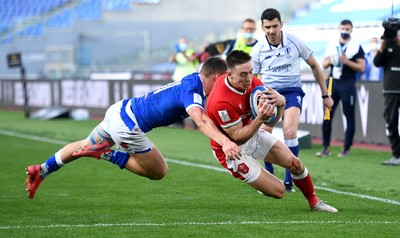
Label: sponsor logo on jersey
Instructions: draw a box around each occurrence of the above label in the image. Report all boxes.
[268,63,292,73]
[285,47,291,55]
[218,110,231,122]
[153,81,181,94]
[193,93,203,104]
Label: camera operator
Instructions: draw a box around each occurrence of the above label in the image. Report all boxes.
[374,27,400,166]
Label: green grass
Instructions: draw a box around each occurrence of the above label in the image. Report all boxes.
[0,110,399,237]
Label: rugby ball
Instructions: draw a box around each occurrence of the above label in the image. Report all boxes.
[249,86,277,124]
[330,46,341,67]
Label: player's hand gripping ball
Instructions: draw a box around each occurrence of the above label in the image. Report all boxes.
[249,86,277,124]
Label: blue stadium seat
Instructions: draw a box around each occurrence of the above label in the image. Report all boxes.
[75,0,102,20]
[45,10,73,28]
[0,0,161,45]
[288,0,400,26]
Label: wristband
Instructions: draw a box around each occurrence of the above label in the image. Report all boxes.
[322,93,331,99]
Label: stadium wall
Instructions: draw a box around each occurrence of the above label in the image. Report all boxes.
[0,79,389,146]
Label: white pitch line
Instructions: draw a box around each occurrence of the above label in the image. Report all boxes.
[0,220,398,230]
[0,129,68,146]
[314,187,400,205]
[166,158,227,173]
[1,129,400,206]
[166,159,400,205]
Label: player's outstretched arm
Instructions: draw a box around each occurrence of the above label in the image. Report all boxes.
[188,107,242,160]
[306,55,333,110]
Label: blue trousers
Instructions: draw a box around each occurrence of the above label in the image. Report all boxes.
[321,81,356,151]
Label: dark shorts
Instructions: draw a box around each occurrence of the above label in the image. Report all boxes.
[277,87,305,110]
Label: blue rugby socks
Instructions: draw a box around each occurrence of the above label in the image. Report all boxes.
[101,150,130,169]
[40,150,64,178]
[264,161,274,174]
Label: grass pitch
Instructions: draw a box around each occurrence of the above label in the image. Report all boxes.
[0,110,399,237]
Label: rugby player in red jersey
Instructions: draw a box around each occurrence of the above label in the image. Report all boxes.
[206,50,338,212]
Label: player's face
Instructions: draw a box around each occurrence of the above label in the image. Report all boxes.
[227,61,253,91]
[261,18,282,45]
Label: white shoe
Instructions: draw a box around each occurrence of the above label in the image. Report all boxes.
[382,157,400,166]
[393,158,400,166]
[311,199,338,212]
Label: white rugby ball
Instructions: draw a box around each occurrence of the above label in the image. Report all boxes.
[249,86,277,124]
[330,46,341,67]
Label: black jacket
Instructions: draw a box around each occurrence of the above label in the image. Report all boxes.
[374,41,400,93]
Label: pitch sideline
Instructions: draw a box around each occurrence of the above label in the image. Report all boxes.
[0,220,398,230]
[1,129,399,206]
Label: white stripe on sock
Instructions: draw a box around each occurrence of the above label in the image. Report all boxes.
[284,138,298,147]
[55,150,65,167]
[291,166,308,180]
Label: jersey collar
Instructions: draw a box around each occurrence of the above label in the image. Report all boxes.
[224,75,246,95]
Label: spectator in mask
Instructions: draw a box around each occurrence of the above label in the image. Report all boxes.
[363,37,383,81]
[231,18,259,55]
[169,37,199,82]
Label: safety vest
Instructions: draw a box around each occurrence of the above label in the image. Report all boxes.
[233,37,257,55]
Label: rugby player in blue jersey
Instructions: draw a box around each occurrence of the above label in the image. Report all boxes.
[25,57,241,199]
[252,8,334,192]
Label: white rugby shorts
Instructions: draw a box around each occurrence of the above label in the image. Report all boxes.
[100,100,154,154]
[213,129,278,183]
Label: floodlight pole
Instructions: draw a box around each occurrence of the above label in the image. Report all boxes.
[21,66,29,118]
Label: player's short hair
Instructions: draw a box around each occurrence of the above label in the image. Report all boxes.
[200,56,227,77]
[226,50,251,69]
[260,8,281,22]
[340,19,353,27]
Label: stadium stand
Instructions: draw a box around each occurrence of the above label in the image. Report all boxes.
[0,0,160,43]
[288,0,400,27]
[285,0,400,72]
[0,0,163,78]
[0,0,398,79]
[0,0,71,36]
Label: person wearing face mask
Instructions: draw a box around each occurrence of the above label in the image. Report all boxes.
[232,18,258,55]
[169,37,199,82]
[363,37,383,81]
[213,18,259,57]
[199,19,258,60]
[316,19,365,158]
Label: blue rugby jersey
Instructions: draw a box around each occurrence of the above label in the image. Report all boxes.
[130,73,205,133]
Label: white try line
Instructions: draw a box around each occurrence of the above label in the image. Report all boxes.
[0,220,398,230]
[1,129,400,206]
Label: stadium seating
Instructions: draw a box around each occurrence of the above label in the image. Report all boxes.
[0,0,160,44]
[0,0,70,34]
[288,0,400,26]
[0,0,397,78]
